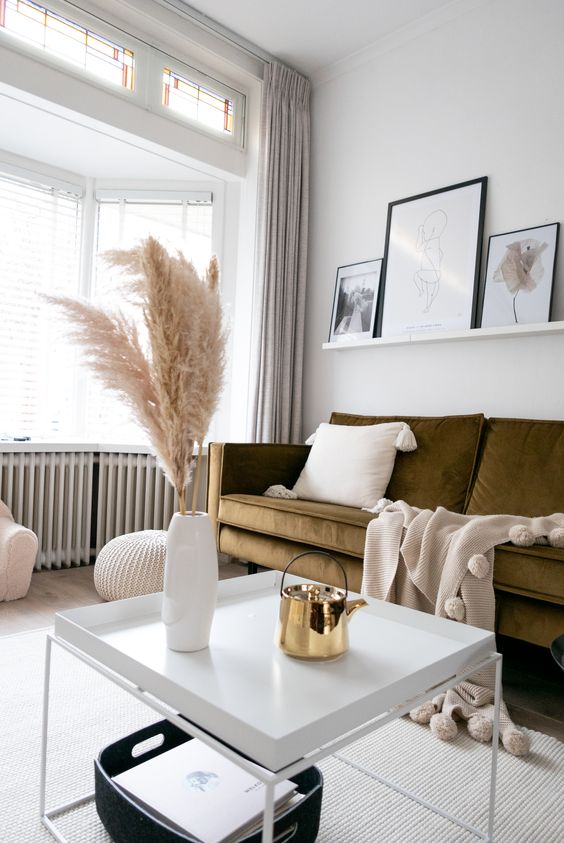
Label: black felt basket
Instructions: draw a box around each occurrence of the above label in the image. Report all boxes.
[95,719,323,843]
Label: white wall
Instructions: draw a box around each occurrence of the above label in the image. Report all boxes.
[303,0,564,435]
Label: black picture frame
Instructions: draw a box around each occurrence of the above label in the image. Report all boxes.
[328,258,382,343]
[376,177,488,337]
[479,222,559,328]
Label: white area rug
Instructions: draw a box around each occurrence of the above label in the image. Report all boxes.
[1,629,562,843]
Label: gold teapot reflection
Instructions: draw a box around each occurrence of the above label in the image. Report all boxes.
[275,552,367,661]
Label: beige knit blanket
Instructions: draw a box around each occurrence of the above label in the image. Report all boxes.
[361,501,564,755]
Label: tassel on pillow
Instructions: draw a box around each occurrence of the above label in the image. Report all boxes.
[395,423,417,452]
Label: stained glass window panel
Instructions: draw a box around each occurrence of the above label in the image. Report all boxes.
[162,67,233,135]
[0,0,135,90]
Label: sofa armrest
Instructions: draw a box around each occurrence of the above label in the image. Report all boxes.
[0,500,13,521]
[206,443,310,538]
[0,517,38,600]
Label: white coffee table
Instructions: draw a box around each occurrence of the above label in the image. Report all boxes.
[41,571,502,843]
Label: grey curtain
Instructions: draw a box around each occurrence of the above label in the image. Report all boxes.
[248,62,310,444]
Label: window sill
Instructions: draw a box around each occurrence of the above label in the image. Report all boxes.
[0,441,209,455]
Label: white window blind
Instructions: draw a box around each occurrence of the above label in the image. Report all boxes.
[0,169,81,439]
[85,194,213,443]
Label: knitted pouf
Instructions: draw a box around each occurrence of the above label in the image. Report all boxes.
[94,530,167,601]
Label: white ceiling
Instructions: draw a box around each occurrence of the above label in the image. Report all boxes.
[183,0,456,75]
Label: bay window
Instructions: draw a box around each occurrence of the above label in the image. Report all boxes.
[0,165,219,444]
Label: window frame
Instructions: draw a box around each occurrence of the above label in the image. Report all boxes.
[0,0,247,148]
[0,158,83,198]
[82,180,226,444]
[148,50,245,148]
[0,0,144,102]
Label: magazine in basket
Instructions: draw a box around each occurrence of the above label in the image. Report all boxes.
[113,738,297,843]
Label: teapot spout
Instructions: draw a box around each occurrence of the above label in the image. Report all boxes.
[346,598,368,619]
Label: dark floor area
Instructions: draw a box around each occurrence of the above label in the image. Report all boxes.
[498,634,563,739]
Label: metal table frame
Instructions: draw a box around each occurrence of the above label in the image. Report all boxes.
[40,633,502,843]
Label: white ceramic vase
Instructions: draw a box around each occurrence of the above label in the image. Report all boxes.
[161,511,218,652]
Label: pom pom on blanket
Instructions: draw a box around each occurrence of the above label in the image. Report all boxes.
[445,596,465,621]
[430,712,457,741]
[263,485,298,500]
[468,554,489,579]
[411,687,531,755]
[549,527,564,548]
[394,423,417,452]
[467,714,493,743]
[508,525,535,546]
[508,525,564,548]
[409,701,436,724]
[502,728,531,757]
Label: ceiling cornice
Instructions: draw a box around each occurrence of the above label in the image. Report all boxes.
[311,0,491,87]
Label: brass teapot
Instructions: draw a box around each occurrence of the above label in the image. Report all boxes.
[275,552,367,661]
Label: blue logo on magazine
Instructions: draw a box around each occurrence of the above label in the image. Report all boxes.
[185,771,219,792]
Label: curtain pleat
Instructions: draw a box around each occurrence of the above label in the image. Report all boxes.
[249,62,310,444]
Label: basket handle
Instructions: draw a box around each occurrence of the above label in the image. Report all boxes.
[274,822,298,842]
[280,550,348,597]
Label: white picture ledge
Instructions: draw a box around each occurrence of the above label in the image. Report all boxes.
[322,320,564,351]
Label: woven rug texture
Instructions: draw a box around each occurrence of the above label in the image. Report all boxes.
[0,629,562,843]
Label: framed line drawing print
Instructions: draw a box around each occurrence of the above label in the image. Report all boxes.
[377,177,487,337]
[328,258,382,343]
[480,222,559,328]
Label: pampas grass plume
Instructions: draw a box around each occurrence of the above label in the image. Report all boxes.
[44,237,227,515]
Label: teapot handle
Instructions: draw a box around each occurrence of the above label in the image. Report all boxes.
[280,551,348,597]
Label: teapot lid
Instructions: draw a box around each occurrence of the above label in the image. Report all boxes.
[283,583,345,603]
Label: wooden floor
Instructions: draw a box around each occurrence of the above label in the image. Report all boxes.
[1,564,562,740]
[0,565,104,634]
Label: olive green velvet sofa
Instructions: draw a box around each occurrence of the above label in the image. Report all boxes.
[207,412,564,648]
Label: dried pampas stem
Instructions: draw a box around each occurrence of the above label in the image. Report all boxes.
[44,237,227,515]
[191,445,204,517]
[178,489,187,517]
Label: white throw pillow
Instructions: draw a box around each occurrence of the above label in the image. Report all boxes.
[293,422,415,509]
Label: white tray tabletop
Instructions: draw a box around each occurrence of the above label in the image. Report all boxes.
[54,571,495,771]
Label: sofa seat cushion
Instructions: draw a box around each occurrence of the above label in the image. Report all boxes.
[467,417,564,516]
[218,494,374,558]
[493,543,564,604]
[330,412,484,512]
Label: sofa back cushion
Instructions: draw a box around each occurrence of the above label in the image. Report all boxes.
[466,417,564,516]
[330,412,485,512]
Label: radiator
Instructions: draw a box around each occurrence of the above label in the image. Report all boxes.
[0,450,93,570]
[95,452,177,556]
[0,449,178,570]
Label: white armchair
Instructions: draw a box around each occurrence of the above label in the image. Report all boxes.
[0,500,38,601]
